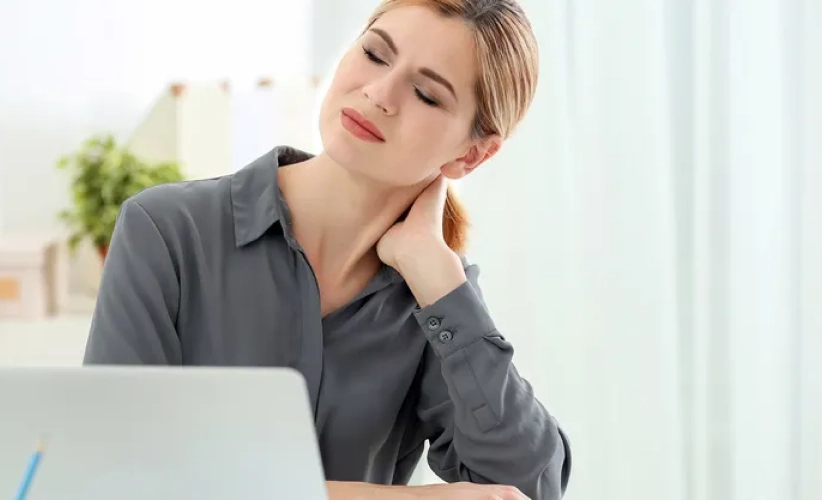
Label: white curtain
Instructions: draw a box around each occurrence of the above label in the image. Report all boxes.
[453,0,822,499]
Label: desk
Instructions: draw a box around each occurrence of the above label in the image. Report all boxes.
[0,313,91,367]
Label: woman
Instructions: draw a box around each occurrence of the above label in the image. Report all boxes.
[84,0,571,498]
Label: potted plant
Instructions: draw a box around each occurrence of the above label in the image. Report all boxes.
[57,134,184,259]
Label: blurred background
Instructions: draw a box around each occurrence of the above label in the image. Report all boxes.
[0,0,819,499]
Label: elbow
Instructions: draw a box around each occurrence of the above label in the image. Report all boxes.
[507,420,571,500]
[544,424,572,499]
[530,423,571,500]
[441,422,572,500]
[473,420,572,500]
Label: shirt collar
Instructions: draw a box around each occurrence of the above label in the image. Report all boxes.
[229,145,406,286]
[230,145,313,247]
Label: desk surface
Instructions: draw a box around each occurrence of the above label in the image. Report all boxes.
[0,313,90,367]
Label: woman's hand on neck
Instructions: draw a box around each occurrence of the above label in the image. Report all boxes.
[277,153,425,284]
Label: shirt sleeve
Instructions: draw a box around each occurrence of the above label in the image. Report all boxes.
[83,197,182,365]
[412,262,571,500]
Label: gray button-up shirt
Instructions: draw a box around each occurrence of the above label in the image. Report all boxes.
[84,146,571,499]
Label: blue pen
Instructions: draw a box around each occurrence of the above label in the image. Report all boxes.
[15,438,46,500]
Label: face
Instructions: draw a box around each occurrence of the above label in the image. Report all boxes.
[318,5,500,188]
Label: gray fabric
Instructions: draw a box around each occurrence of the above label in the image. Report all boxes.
[84,146,571,499]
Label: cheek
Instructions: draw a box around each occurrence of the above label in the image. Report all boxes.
[322,77,350,110]
[400,112,465,156]
[327,51,373,95]
[387,117,463,181]
[319,66,357,122]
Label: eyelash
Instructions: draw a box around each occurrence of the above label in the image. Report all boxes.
[361,47,439,108]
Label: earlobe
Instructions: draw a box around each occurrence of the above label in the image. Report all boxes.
[440,161,469,180]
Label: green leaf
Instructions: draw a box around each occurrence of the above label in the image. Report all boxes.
[55,134,185,249]
[67,233,84,252]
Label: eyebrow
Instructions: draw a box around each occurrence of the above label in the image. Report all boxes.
[369,28,458,101]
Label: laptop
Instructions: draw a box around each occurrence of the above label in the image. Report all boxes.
[0,366,328,500]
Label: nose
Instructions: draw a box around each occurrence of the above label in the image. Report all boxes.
[362,75,398,115]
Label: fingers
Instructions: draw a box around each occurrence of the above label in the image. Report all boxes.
[422,174,448,208]
[489,485,529,500]
[409,175,448,223]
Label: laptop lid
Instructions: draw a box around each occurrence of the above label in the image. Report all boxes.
[0,366,328,500]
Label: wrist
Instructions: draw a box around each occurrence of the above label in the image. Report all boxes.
[394,240,450,274]
[396,245,466,308]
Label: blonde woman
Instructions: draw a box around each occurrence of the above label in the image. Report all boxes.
[86,1,571,498]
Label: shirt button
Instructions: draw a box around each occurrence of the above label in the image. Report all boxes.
[426,317,441,331]
[438,330,453,343]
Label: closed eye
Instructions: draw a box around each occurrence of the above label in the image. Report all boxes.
[414,89,438,107]
[363,46,440,108]
[363,47,386,65]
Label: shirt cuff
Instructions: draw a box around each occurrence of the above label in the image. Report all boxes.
[412,279,497,358]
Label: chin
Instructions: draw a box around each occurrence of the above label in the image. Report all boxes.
[319,118,360,166]
[319,113,381,178]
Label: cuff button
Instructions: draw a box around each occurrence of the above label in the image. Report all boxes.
[438,330,453,343]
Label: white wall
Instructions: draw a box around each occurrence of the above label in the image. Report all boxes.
[0,0,311,235]
[310,0,376,78]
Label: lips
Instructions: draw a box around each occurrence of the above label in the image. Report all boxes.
[341,108,385,141]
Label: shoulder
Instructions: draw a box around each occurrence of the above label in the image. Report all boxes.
[127,176,229,228]
[111,176,240,285]
[122,175,231,239]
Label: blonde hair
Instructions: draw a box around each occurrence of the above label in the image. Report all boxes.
[366,0,539,253]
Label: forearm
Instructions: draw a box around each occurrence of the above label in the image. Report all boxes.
[447,352,566,498]
[410,267,571,499]
[326,481,417,500]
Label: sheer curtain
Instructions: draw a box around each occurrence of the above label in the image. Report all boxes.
[453,0,822,499]
[795,2,822,499]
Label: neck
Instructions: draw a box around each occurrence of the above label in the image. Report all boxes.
[278,152,424,283]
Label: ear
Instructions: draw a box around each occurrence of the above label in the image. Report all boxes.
[440,134,502,179]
